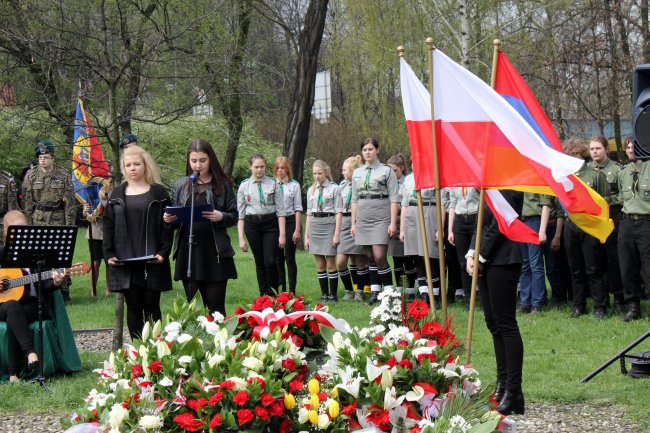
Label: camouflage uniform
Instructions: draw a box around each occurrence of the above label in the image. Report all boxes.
[23,166,76,226]
[0,169,19,236]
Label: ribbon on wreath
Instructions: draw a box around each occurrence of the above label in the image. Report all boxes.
[240,307,352,340]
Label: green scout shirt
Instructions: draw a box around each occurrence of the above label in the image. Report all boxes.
[22,166,76,226]
[589,158,623,206]
[521,193,549,218]
[576,162,610,204]
[0,169,18,219]
[617,160,650,216]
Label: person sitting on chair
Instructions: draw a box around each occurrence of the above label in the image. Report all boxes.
[0,210,65,383]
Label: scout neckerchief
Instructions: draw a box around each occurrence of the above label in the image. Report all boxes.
[346,181,352,210]
[317,184,324,212]
[278,176,287,195]
[461,187,467,199]
[364,167,372,190]
[632,170,639,195]
[256,179,266,205]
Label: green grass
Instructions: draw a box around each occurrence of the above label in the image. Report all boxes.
[2,229,649,432]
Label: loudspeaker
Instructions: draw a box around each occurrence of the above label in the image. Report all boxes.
[632,65,650,160]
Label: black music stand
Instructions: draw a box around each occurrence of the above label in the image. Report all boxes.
[0,225,77,391]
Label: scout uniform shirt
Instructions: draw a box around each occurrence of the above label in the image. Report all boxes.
[0,169,18,220]
[447,187,479,215]
[401,174,436,207]
[277,177,303,215]
[237,175,286,219]
[521,193,551,219]
[575,162,610,204]
[22,165,76,226]
[617,160,650,216]
[335,179,354,214]
[589,158,623,206]
[350,160,400,203]
[306,180,338,215]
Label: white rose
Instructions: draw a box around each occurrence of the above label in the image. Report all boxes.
[138,414,163,430]
[159,376,173,387]
[176,333,193,344]
[318,413,331,429]
[204,321,219,335]
[242,356,264,372]
[211,312,225,323]
[165,322,182,333]
[178,355,193,366]
[298,407,310,423]
[108,403,129,428]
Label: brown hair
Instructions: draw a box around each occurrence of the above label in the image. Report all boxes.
[186,139,231,194]
[589,135,609,151]
[387,153,408,176]
[562,138,589,159]
[360,136,380,151]
[274,156,293,180]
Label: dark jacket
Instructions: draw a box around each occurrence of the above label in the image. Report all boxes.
[169,177,238,261]
[103,183,173,292]
[471,190,523,266]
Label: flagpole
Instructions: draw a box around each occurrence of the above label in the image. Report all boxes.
[465,39,501,364]
[398,46,437,319]
[426,38,447,323]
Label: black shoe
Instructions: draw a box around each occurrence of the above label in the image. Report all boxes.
[494,380,506,403]
[368,293,380,305]
[570,308,586,318]
[496,390,525,415]
[530,306,542,314]
[594,308,607,320]
[26,358,39,371]
[516,305,531,314]
[613,298,624,314]
[624,302,642,322]
[328,294,338,302]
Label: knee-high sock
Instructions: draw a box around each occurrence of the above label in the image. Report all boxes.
[339,268,353,292]
[318,271,329,296]
[393,263,405,290]
[350,264,359,289]
[378,266,393,290]
[356,267,369,291]
[329,271,339,298]
[405,266,418,295]
[369,264,381,292]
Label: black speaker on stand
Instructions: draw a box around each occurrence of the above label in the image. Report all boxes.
[632,64,650,160]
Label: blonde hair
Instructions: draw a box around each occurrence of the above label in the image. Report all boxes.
[121,145,161,185]
[310,159,332,193]
[274,156,293,180]
[343,155,363,171]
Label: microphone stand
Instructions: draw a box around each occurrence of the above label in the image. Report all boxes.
[186,171,198,301]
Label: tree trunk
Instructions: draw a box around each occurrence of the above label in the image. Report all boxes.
[643,0,650,62]
[284,0,329,185]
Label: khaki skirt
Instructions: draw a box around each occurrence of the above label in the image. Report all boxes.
[338,215,364,255]
[355,198,391,246]
[403,204,439,258]
[309,215,337,256]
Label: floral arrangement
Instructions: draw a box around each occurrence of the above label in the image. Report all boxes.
[64,291,506,433]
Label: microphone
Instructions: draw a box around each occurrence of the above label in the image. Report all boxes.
[189,171,199,183]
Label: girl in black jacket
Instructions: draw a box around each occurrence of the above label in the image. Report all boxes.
[163,139,238,316]
[104,146,173,340]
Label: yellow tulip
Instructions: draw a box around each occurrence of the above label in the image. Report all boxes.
[310,394,320,409]
[328,400,340,419]
[308,409,319,425]
[308,378,320,395]
[331,387,339,398]
[284,393,296,410]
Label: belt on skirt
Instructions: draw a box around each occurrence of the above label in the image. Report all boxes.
[244,213,276,221]
[359,194,388,200]
[340,212,351,217]
[311,212,335,218]
[455,213,476,221]
[622,213,650,220]
[408,200,436,206]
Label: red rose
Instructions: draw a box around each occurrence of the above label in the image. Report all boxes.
[138,381,152,388]
[91,409,99,419]
[247,376,265,389]
[206,313,214,322]
[148,361,163,373]
[280,418,293,433]
[342,401,358,416]
[299,364,309,374]
[233,391,249,406]
[373,335,384,342]
[398,359,414,370]
[260,393,275,407]
[254,406,270,421]
[282,358,297,372]
[173,412,204,432]
[234,306,245,315]
[417,353,437,364]
[294,316,305,327]
[209,413,223,428]
[289,380,303,393]
[219,380,235,389]
[276,292,292,304]
[290,334,304,347]
[268,400,284,417]
[407,300,429,320]
[318,392,327,402]
[386,356,397,368]
[209,391,224,406]
[421,321,442,337]
[309,320,321,334]
[236,409,254,426]
[291,300,305,311]
[131,364,143,377]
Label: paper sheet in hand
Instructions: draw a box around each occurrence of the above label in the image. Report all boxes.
[165,204,214,224]
[116,255,156,264]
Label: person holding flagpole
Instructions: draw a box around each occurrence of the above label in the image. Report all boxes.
[350,137,400,305]
[466,189,525,415]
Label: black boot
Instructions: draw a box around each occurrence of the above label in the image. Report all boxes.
[496,389,525,415]
[368,292,380,305]
[318,272,329,301]
[613,296,624,314]
[623,302,642,322]
[494,379,506,403]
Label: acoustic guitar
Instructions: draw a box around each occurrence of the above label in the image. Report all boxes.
[0,262,90,304]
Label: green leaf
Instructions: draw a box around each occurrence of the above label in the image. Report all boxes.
[467,419,500,433]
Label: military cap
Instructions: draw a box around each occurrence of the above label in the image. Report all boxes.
[35,139,55,158]
[120,133,138,149]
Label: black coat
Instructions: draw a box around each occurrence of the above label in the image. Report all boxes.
[103,183,173,292]
[471,190,523,266]
[169,177,238,260]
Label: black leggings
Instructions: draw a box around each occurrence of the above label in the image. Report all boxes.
[183,280,228,316]
[0,299,39,375]
[245,216,280,294]
[123,285,161,340]
[277,216,298,292]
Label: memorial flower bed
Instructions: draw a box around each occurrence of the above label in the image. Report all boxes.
[64,291,506,433]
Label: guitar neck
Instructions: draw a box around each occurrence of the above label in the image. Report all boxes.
[8,268,66,289]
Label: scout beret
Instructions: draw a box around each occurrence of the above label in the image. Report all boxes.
[35,139,55,158]
[120,133,137,149]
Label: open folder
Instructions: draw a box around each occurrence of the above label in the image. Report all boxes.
[115,255,156,264]
[164,204,214,225]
